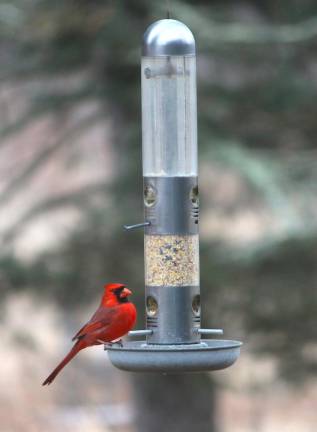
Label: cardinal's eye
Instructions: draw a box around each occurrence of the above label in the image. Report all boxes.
[113,287,124,294]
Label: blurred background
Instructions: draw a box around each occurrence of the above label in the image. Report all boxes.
[1,1,317,431]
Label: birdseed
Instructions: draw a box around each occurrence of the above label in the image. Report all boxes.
[145,235,199,286]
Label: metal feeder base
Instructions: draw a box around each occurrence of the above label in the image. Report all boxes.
[107,340,242,373]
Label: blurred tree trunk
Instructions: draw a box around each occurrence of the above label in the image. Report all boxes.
[132,374,217,432]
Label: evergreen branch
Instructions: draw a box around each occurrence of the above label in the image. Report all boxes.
[0,107,44,145]
[217,226,317,266]
[0,111,103,207]
[169,2,317,45]
[2,180,110,244]
[0,85,97,146]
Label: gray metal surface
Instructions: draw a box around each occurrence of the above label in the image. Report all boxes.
[128,329,153,337]
[145,285,200,344]
[107,340,242,372]
[124,222,151,231]
[144,176,199,235]
[196,328,223,335]
[142,19,195,57]
[128,328,224,337]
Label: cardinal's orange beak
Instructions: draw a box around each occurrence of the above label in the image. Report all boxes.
[120,287,132,298]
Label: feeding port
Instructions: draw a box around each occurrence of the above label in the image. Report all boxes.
[107,19,241,372]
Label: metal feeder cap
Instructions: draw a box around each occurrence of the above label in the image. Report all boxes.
[142,19,195,57]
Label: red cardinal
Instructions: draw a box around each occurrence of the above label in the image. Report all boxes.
[42,283,136,385]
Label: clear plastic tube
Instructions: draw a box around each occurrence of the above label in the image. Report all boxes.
[142,55,197,177]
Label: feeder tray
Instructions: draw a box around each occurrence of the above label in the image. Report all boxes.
[108,339,242,373]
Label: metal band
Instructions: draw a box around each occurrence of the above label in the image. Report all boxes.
[144,176,199,235]
[145,285,201,344]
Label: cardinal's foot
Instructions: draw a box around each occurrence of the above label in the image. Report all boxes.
[113,339,123,347]
[101,341,113,349]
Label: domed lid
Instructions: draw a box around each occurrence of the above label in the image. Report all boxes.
[142,19,195,57]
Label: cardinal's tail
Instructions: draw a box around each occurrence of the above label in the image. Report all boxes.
[42,340,85,385]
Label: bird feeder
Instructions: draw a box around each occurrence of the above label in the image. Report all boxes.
[107,19,241,372]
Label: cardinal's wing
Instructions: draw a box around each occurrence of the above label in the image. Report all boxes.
[72,308,116,341]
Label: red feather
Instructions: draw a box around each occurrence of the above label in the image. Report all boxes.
[42,284,136,385]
